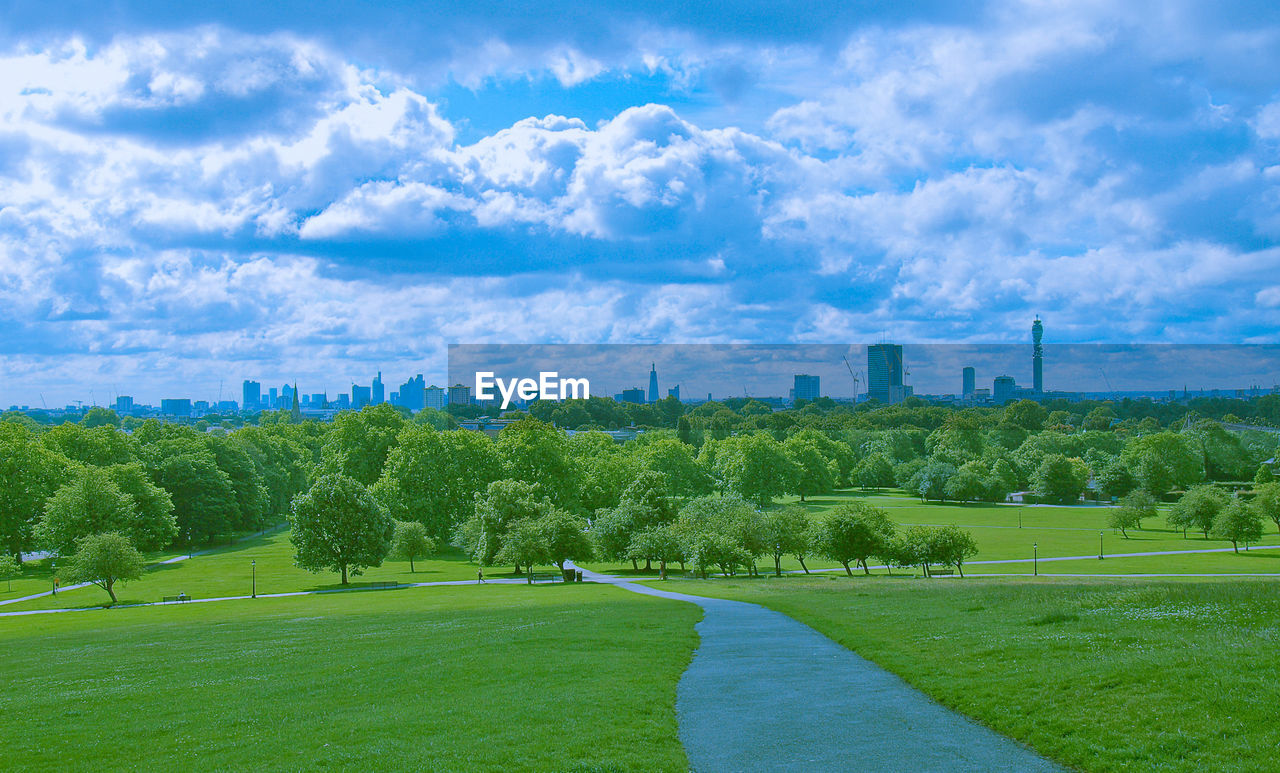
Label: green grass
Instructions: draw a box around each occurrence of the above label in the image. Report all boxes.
[1,528,536,611]
[0,583,699,772]
[666,574,1280,772]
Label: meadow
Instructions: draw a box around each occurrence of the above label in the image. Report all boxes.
[669,574,1280,772]
[0,583,699,772]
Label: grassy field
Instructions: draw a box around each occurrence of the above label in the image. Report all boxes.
[0,528,527,611]
[668,574,1280,772]
[0,583,699,772]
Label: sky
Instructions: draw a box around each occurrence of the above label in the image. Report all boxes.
[1,0,1279,406]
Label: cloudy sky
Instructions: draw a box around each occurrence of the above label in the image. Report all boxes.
[2,1,1279,406]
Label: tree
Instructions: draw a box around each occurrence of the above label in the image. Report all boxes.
[495,518,549,573]
[540,510,593,572]
[61,532,145,603]
[36,467,139,555]
[391,520,435,572]
[1110,490,1156,537]
[1123,432,1202,493]
[1213,500,1263,553]
[677,415,696,445]
[897,525,944,577]
[496,418,579,508]
[470,479,552,570]
[1031,454,1089,504]
[1083,406,1116,431]
[783,436,837,502]
[761,506,810,577]
[707,434,798,507]
[1168,485,1227,539]
[1003,400,1048,431]
[636,439,712,499]
[628,525,683,578]
[1255,464,1276,487]
[931,525,979,577]
[0,422,70,559]
[375,426,502,541]
[854,453,895,490]
[319,403,406,486]
[812,503,896,576]
[1095,458,1137,499]
[1254,482,1280,533]
[912,460,957,502]
[288,474,394,585]
[0,553,18,591]
[943,465,987,502]
[105,463,178,551]
[153,450,239,544]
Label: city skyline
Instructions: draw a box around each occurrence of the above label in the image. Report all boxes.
[2,2,1280,404]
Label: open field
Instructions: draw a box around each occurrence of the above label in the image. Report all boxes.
[1,529,529,612]
[0,583,699,772]
[666,574,1280,772]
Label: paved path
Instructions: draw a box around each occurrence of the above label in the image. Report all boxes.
[573,563,1064,772]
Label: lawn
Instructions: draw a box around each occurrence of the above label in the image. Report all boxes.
[1,528,530,612]
[667,574,1280,772]
[0,583,700,772]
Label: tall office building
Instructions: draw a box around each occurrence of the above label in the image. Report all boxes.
[448,384,471,405]
[425,385,446,410]
[620,387,646,404]
[867,344,905,404]
[962,367,975,398]
[351,384,371,409]
[1032,316,1044,393]
[242,380,261,411]
[648,363,659,403]
[267,387,278,409]
[993,375,1017,404]
[793,374,821,402]
[114,395,134,413]
[372,372,385,405]
[667,385,680,401]
[397,375,426,411]
[161,398,192,416]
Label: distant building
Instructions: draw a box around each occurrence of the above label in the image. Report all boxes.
[667,385,681,401]
[161,398,191,416]
[267,387,278,410]
[448,384,471,405]
[351,384,371,409]
[1032,316,1044,394]
[396,375,426,411]
[310,393,327,408]
[425,385,446,410]
[334,394,351,410]
[216,400,238,413]
[619,387,647,404]
[868,344,907,404]
[793,374,821,402]
[993,375,1017,404]
[973,387,991,400]
[648,363,659,403]
[962,367,975,398]
[372,372,385,405]
[242,380,261,411]
[114,395,134,413]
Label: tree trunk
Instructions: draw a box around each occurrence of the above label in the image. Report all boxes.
[645,558,652,571]
[957,564,964,578]
[800,493,805,502]
[862,559,870,576]
[410,557,415,573]
[341,564,348,585]
[631,558,638,571]
[774,555,782,577]
[1232,541,1239,554]
[106,577,117,602]
[660,560,667,581]
[842,561,852,577]
[798,556,809,574]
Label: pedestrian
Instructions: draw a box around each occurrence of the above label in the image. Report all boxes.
[477,568,484,584]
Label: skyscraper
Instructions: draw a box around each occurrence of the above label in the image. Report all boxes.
[396,374,426,411]
[994,375,1016,404]
[372,371,385,405]
[793,374,821,402]
[648,363,659,403]
[351,384,371,409]
[867,344,905,404]
[1032,316,1044,393]
[962,367,975,398]
[242,380,261,411]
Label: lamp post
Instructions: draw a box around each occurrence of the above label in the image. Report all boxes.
[1033,543,1038,576]
[251,560,256,599]
[51,559,57,595]
[1099,530,1104,560]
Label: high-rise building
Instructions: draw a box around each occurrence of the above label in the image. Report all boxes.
[351,384,371,409]
[962,367,975,398]
[448,384,471,405]
[425,385,446,410]
[160,398,191,416]
[648,363,659,403]
[620,387,646,404]
[1032,316,1044,393]
[793,374,821,402]
[867,344,905,404]
[267,387,278,410]
[242,380,261,411]
[396,375,426,411]
[372,372,385,405]
[114,395,134,413]
[667,385,680,401]
[993,375,1017,404]
[310,393,327,407]
[334,394,351,410]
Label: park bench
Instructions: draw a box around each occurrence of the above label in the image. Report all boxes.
[931,569,955,577]
[527,572,560,584]
[369,581,398,590]
[162,594,191,603]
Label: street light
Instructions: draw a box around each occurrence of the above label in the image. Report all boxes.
[251,560,256,599]
[1099,530,1104,560]
[1033,543,1038,576]
[51,559,57,596]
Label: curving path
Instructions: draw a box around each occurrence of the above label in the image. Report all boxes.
[574,565,1063,772]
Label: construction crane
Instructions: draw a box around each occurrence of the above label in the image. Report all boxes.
[842,356,863,396]
[1098,369,1113,392]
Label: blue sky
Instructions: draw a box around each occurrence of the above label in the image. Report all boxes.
[1,1,1279,405]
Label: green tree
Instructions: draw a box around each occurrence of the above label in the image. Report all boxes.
[319,403,407,485]
[761,506,810,577]
[288,474,394,585]
[0,423,71,559]
[1256,464,1275,486]
[0,553,19,591]
[1083,406,1116,431]
[104,464,178,550]
[1123,432,1203,493]
[36,467,139,555]
[470,479,552,570]
[676,415,696,445]
[1169,485,1228,539]
[944,465,987,502]
[636,439,712,499]
[628,524,684,577]
[61,532,146,603]
[540,510,593,571]
[1096,457,1137,499]
[154,451,239,544]
[80,407,122,429]
[1031,454,1089,504]
[391,520,435,572]
[1003,400,1048,431]
[375,426,502,541]
[1251,482,1280,533]
[1110,490,1156,537]
[495,518,550,573]
[854,453,895,490]
[912,460,957,502]
[812,502,896,576]
[708,434,798,507]
[931,525,979,577]
[496,418,579,508]
[1213,500,1263,553]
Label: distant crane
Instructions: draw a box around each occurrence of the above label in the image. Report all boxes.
[842,356,863,396]
[1098,369,1114,392]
